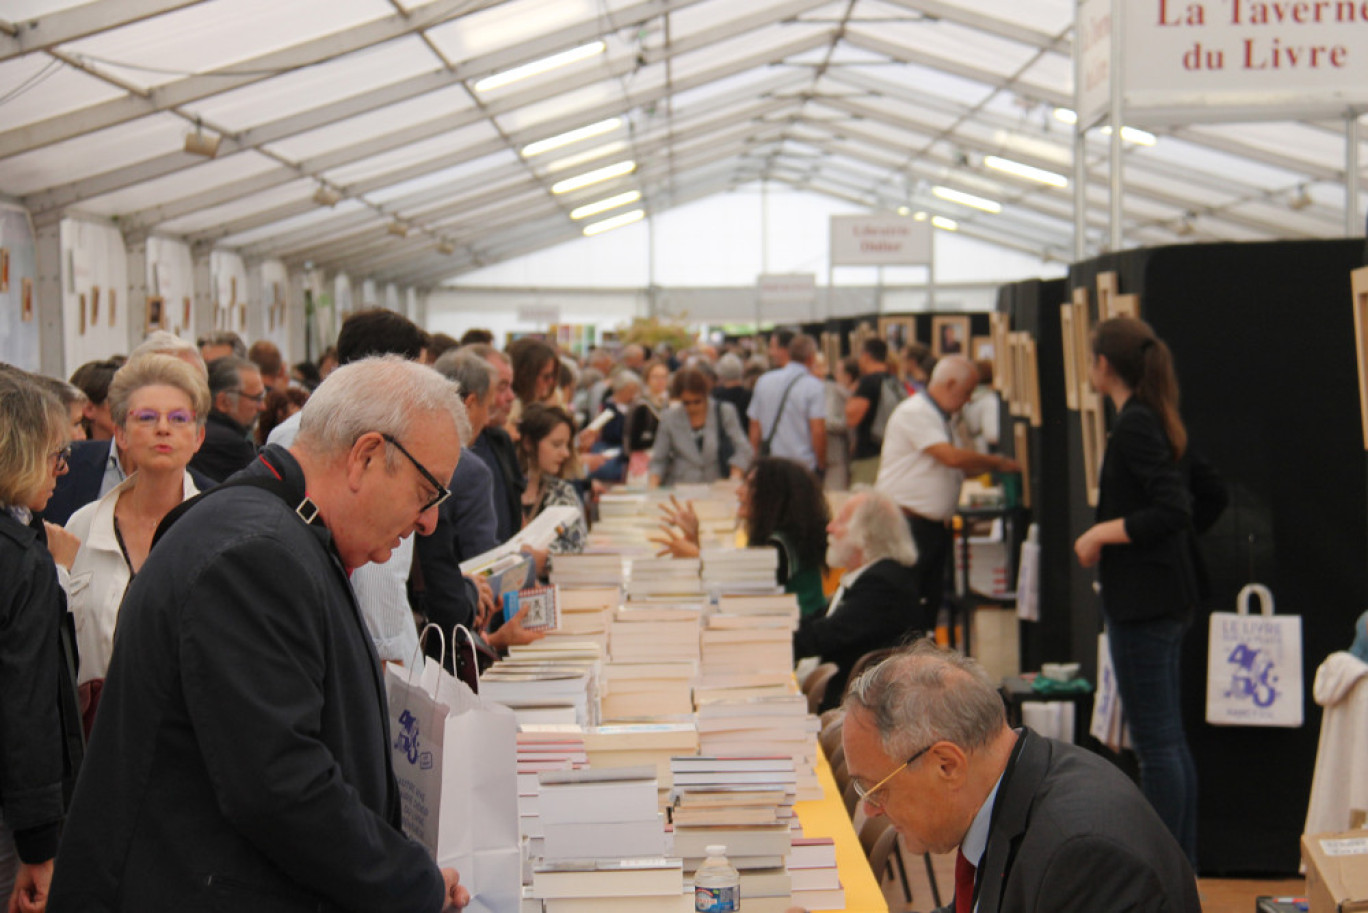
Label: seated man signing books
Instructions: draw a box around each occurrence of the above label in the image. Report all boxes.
[793,490,927,712]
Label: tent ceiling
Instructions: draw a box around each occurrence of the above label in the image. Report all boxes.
[1,0,1363,289]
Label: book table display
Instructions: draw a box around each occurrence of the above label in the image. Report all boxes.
[475,483,887,913]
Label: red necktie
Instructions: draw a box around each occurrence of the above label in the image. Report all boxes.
[955,847,977,913]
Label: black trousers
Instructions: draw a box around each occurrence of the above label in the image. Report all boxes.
[906,513,952,619]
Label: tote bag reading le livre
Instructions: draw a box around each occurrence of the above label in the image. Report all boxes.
[1205,583,1303,728]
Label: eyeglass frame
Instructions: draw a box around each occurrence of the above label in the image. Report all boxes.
[851,741,935,807]
[380,433,451,513]
[50,445,73,472]
[228,387,267,404]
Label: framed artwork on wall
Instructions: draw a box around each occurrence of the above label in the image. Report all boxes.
[878,316,915,354]
[1061,303,1079,410]
[0,248,9,292]
[90,286,100,326]
[109,289,117,325]
[970,335,993,362]
[931,315,970,357]
[78,293,87,335]
[146,296,165,334]
[21,278,33,322]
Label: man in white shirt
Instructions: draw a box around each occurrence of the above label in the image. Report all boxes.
[748,333,827,474]
[876,356,1018,617]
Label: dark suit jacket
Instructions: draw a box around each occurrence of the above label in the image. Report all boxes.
[472,426,525,544]
[48,447,444,913]
[43,440,215,526]
[976,728,1201,913]
[414,448,499,634]
[792,558,926,712]
[188,410,259,484]
[1096,400,1227,624]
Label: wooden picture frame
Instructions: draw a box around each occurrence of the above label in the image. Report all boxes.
[109,289,117,326]
[878,316,916,355]
[1352,266,1368,449]
[180,296,190,330]
[21,278,33,322]
[1023,335,1041,428]
[1061,302,1079,410]
[90,286,100,326]
[1008,332,1029,417]
[1013,421,1032,508]
[931,315,970,357]
[989,311,1010,395]
[1072,287,1092,407]
[970,335,994,363]
[1080,392,1108,506]
[1096,271,1118,320]
[0,248,9,292]
[820,331,842,376]
[78,293,87,335]
[1111,293,1140,320]
[146,296,165,334]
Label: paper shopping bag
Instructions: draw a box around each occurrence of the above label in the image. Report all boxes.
[386,655,520,913]
[1089,631,1131,752]
[1206,583,1304,727]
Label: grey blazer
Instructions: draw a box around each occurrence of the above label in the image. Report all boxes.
[649,399,753,486]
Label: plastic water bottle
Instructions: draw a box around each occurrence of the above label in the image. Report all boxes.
[694,844,740,912]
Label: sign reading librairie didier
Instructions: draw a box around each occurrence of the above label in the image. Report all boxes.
[1084,0,1368,122]
[829,215,933,266]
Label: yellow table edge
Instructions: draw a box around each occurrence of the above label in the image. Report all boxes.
[793,745,889,913]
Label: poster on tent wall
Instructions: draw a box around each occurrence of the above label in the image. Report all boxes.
[1084,0,1368,123]
[0,206,40,371]
[757,273,818,323]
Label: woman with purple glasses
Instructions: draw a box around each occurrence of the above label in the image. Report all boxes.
[65,355,209,735]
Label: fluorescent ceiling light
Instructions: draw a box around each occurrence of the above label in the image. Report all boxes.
[931,216,959,231]
[582,209,644,236]
[932,185,1002,213]
[546,141,629,173]
[984,155,1068,188]
[522,118,622,157]
[570,190,641,220]
[913,211,928,221]
[1054,108,1157,145]
[474,41,605,92]
[551,160,636,194]
[896,205,910,215]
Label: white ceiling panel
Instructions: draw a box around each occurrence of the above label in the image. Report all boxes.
[261,84,475,161]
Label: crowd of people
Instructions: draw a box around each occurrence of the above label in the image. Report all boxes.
[0,309,1212,912]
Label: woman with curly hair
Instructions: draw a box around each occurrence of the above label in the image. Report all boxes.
[652,456,829,617]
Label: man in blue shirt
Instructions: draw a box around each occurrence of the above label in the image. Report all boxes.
[747,332,826,474]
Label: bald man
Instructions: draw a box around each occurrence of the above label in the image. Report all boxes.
[875,355,1019,618]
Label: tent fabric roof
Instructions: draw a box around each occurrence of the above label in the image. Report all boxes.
[1,0,1362,289]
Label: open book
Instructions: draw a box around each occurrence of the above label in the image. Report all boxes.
[459,505,582,575]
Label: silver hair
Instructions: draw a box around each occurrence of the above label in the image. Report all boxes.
[929,354,977,389]
[847,489,918,566]
[296,356,468,461]
[843,639,1005,759]
[716,353,744,382]
[433,349,496,401]
[612,369,642,393]
[132,330,208,378]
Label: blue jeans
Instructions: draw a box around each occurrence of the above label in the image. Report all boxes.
[1105,616,1199,867]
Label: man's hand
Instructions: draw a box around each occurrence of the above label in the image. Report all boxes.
[1074,527,1104,568]
[997,456,1023,474]
[485,603,547,650]
[470,574,495,630]
[440,867,471,911]
[10,859,53,913]
[43,522,80,571]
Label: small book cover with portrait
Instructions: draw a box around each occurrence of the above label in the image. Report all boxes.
[503,584,560,632]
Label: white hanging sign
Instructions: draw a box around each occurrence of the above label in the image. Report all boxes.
[757,273,816,306]
[516,304,561,326]
[1112,0,1368,121]
[829,215,933,266]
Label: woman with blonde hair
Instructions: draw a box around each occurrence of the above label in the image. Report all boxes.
[65,355,210,731]
[0,371,83,911]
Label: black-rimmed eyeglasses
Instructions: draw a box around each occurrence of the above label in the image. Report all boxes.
[381,433,451,512]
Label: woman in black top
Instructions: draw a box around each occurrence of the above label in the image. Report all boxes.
[0,372,83,911]
[1074,316,1226,867]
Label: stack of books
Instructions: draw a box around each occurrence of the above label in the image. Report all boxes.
[530,858,686,913]
[515,726,587,852]
[549,586,621,652]
[694,694,822,801]
[626,557,703,600]
[667,757,797,874]
[607,603,702,665]
[485,641,604,728]
[581,722,700,791]
[601,661,696,720]
[699,627,792,680]
[549,554,625,588]
[787,836,844,911]
[538,766,668,860]
[700,546,782,594]
[714,592,801,622]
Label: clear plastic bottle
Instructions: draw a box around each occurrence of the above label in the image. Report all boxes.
[694,844,740,912]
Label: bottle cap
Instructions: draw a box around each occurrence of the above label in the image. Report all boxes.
[705,845,727,857]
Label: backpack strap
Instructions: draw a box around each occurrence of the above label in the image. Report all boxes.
[763,373,805,453]
[151,471,318,549]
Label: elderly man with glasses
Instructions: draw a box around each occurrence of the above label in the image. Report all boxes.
[190,355,266,483]
[842,640,1200,913]
[50,356,471,913]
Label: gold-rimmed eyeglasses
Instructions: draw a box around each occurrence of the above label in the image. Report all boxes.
[851,742,934,807]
